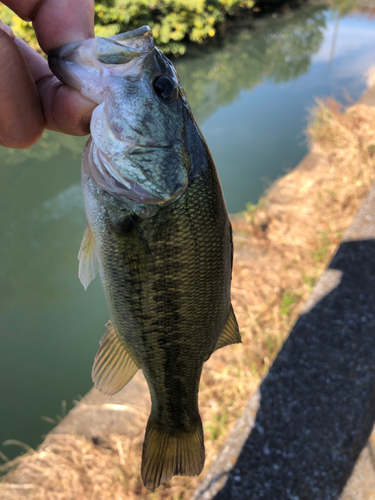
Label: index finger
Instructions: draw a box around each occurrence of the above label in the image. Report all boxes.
[2,0,94,53]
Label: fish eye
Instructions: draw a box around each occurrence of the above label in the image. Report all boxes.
[153,76,177,100]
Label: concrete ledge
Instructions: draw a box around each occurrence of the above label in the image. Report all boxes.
[49,371,150,443]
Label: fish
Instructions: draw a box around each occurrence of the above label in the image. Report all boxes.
[48,26,240,489]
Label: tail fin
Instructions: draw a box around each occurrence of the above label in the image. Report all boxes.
[141,417,205,489]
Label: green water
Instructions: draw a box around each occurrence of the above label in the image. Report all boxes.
[1,3,375,460]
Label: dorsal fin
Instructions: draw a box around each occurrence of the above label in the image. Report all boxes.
[214,304,241,352]
[78,223,100,290]
[92,321,140,395]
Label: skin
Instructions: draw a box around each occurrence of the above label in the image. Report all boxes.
[0,0,96,148]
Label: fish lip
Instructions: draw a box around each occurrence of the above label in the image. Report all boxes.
[110,25,152,42]
[48,30,156,98]
[48,40,81,60]
[48,25,154,65]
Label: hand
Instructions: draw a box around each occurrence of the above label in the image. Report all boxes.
[0,0,96,149]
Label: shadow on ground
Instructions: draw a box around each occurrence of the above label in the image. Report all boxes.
[209,238,375,499]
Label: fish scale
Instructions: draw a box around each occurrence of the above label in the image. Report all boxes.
[49,25,241,489]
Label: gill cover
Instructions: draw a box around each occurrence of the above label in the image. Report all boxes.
[49,26,189,207]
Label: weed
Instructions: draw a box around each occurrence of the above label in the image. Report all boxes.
[41,400,67,426]
[205,413,228,441]
[302,272,317,291]
[280,291,298,316]
[245,199,264,223]
[311,246,328,262]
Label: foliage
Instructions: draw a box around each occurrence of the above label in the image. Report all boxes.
[330,0,359,16]
[0,0,254,55]
[94,0,255,54]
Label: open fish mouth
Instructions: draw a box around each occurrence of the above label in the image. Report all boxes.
[48,26,155,98]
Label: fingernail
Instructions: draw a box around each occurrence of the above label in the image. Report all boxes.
[0,21,15,39]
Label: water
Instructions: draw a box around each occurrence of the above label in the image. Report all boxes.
[1,3,375,460]
[175,6,375,211]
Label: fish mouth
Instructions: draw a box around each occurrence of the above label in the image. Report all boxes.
[48,25,153,58]
[48,26,155,100]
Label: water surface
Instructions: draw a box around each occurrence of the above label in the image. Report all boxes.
[175,6,375,211]
[0,3,374,460]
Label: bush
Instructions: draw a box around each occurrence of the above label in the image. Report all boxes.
[94,0,255,54]
[0,0,255,55]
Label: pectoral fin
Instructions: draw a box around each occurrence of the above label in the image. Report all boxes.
[92,321,140,395]
[214,304,241,352]
[78,223,99,290]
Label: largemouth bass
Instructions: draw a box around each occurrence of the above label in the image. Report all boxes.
[49,26,240,489]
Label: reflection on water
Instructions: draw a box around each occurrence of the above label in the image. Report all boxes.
[175,4,326,124]
[1,2,375,459]
[174,5,375,211]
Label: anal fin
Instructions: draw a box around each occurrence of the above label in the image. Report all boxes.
[78,223,99,290]
[214,304,241,352]
[92,320,140,395]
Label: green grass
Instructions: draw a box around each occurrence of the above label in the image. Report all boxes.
[205,413,228,441]
[280,291,299,316]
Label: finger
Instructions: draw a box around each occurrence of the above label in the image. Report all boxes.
[3,0,95,53]
[14,36,96,136]
[0,28,44,148]
[39,77,95,136]
[13,35,50,82]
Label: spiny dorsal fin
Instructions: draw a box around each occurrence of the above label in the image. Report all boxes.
[78,223,99,290]
[141,416,205,489]
[214,304,241,352]
[92,320,140,395]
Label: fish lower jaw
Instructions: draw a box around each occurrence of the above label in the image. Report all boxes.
[85,140,187,207]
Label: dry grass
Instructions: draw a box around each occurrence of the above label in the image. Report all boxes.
[230,98,375,380]
[2,98,375,499]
